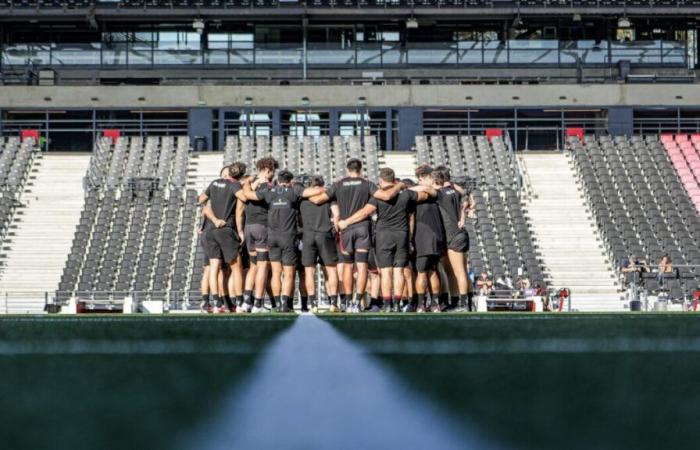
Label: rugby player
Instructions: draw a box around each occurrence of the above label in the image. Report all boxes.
[241,170,325,312]
[201,162,248,312]
[239,157,279,313]
[299,176,339,313]
[432,167,471,311]
[339,168,434,312]
[309,159,403,312]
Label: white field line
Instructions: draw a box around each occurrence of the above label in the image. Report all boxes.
[185,314,503,450]
[359,337,700,355]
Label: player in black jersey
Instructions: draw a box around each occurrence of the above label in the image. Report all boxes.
[339,168,434,312]
[201,162,249,312]
[299,176,339,313]
[198,165,235,313]
[239,157,278,312]
[410,165,446,312]
[242,170,325,312]
[432,167,471,311]
[309,159,403,312]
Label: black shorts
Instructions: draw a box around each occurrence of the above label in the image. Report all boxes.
[375,230,409,268]
[302,231,339,267]
[205,227,241,263]
[415,254,440,273]
[244,223,268,253]
[339,223,371,255]
[447,230,469,253]
[268,231,297,266]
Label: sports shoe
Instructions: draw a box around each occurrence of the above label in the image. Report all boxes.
[216,305,229,314]
[201,302,212,313]
[416,304,426,313]
[391,302,400,313]
[280,303,294,313]
[430,302,442,313]
[402,303,416,313]
[381,302,392,313]
[238,302,252,314]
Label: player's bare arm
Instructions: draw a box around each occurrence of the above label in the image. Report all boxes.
[373,181,405,201]
[338,203,377,231]
[203,203,225,228]
[308,192,330,205]
[301,186,326,198]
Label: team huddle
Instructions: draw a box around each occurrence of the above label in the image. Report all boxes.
[198,157,475,314]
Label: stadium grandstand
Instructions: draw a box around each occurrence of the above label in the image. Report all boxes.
[3,2,700,450]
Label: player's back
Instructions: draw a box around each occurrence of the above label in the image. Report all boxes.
[329,177,377,221]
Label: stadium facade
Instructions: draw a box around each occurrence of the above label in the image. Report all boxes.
[0,1,699,313]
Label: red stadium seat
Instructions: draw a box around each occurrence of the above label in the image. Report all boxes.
[566,127,584,142]
[20,129,39,143]
[485,128,503,142]
[103,129,120,143]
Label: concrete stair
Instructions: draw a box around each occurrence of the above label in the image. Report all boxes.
[0,153,90,313]
[382,151,417,180]
[521,152,621,304]
[188,151,225,192]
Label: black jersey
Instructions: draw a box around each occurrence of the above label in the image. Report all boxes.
[205,178,242,228]
[262,184,305,234]
[369,190,417,232]
[436,186,463,242]
[300,199,333,234]
[244,183,270,225]
[415,196,445,257]
[326,177,377,227]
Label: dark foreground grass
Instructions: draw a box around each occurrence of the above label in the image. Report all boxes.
[0,315,294,450]
[325,313,700,450]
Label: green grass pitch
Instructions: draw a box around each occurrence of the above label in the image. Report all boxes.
[0,313,698,450]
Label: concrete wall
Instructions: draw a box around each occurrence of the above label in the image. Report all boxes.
[0,84,696,109]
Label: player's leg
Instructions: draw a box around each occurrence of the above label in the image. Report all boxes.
[379,266,393,310]
[447,249,469,310]
[414,266,428,312]
[220,265,235,312]
[352,224,373,310]
[270,260,283,307]
[244,250,257,303]
[208,258,222,311]
[253,249,270,311]
[201,263,211,312]
[402,265,415,311]
[392,266,406,312]
[281,264,296,312]
[368,269,381,312]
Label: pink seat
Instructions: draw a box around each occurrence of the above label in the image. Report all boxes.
[676,134,689,143]
[661,133,675,143]
[691,133,700,142]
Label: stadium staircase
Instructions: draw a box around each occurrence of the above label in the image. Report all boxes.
[415,135,547,287]
[520,152,621,310]
[383,151,416,180]
[0,153,90,313]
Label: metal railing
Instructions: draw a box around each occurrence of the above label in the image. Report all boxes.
[7,0,700,9]
[1,40,687,71]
